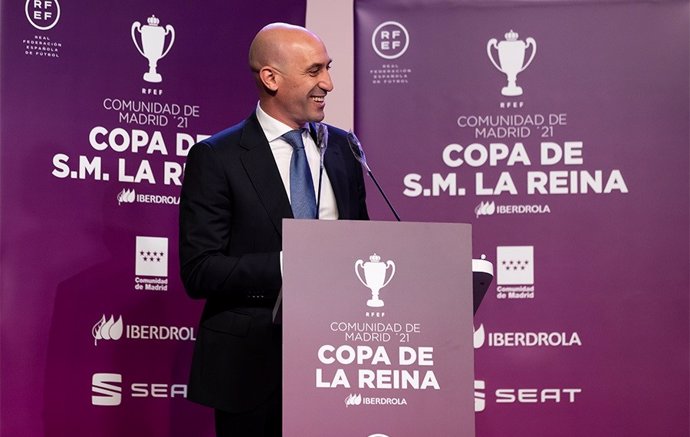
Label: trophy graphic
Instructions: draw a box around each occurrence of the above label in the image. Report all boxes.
[487,30,536,96]
[355,254,396,307]
[131,15,175,83]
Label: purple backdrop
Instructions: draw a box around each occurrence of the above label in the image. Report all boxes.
[355,0,689,436]
[0,1,305,436]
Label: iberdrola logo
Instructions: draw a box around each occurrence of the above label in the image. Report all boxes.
[92,315,124,346]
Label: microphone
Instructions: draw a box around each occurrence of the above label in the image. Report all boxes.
[314,123,329,218]
[346,130,401,221]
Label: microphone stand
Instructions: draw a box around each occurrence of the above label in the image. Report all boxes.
[315,123,329,219]
[346,130,401,222]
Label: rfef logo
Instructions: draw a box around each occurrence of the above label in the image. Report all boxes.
[371,21,409,60]
[25,0,60,30]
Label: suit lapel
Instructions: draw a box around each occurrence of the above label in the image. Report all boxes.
[239,114,293,235]
[323,129,351,219]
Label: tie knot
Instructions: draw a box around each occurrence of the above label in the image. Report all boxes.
[282,129,306,150]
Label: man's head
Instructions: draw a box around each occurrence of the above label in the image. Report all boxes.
[249,23,334,129]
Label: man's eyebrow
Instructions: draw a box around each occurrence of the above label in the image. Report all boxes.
[306,60,333,71]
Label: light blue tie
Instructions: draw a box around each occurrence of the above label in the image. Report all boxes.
[282,129,317,219]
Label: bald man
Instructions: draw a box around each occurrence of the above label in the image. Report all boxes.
[179,23,368,436]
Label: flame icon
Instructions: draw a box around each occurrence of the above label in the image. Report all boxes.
[473,324,485,349]
[474,201,496,218]
[117,188,136,205]
[344,393,362,407]
[92,315,124,346]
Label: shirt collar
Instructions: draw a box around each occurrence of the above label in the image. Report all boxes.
[255,102,309,143]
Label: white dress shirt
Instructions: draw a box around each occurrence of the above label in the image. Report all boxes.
[255,103,339,220]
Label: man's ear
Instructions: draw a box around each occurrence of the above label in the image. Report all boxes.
[259,67,279,92]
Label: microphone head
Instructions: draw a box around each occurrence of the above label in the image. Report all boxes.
[346,130,367,166]
[316,122,329,151]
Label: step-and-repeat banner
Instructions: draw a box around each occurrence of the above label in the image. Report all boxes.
[0,1,304,436]
[355,0,689,436]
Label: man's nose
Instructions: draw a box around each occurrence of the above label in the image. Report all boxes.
[320,70,334,92]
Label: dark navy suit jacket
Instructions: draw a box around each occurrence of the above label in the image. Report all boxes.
[179,112,368,412]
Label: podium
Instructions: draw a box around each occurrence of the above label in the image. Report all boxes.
[281,220,476,437]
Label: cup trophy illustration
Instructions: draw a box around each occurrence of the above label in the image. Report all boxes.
[487,30,536,96]
[355,254,396,307]
[131,15,175,83]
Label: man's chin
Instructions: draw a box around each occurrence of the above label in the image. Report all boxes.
[309,111,326,123]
